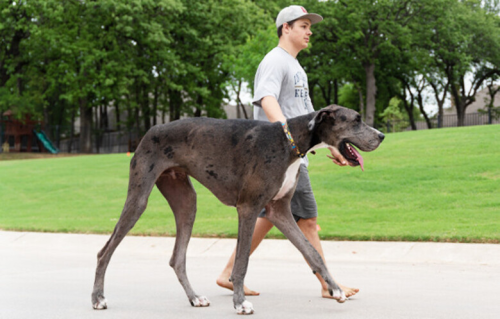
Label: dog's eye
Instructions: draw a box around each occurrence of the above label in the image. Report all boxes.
[356,115,361,122]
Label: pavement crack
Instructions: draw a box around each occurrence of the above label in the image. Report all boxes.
[12,233,27,243]
[200,238,220,255]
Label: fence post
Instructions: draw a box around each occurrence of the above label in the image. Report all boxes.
[386,121,391,133]
[488,107,492,124]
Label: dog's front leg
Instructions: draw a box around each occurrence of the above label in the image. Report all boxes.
[266,199,347,303]
[231,205,260,315]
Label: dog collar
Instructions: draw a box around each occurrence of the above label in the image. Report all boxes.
[282,122,305,158]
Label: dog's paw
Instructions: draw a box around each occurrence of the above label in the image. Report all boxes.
[190,295,210,307]
[235,300,254,315]
[329,288,347,303]
[93,296,108,310]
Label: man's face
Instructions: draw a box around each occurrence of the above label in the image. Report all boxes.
[286,18,312,50]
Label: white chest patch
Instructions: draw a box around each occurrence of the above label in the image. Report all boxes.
[273,159,301,200]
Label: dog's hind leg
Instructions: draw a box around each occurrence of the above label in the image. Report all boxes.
[91,156,161,310]
[265,199,347,303]
[155,170,209,307]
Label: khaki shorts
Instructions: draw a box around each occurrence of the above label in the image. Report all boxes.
[259,164,318,221]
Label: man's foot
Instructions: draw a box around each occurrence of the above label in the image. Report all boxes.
[322,285,359,299]
[216,276,260,296]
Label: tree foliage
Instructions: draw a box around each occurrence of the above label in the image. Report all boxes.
[0,0,262,152]
[1,0,500,153]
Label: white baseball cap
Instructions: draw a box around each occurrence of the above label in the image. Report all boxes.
[275,5,323,28]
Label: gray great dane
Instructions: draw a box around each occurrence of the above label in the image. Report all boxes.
[91,105,384,315]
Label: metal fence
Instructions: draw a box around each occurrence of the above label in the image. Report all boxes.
[0,123,142,154]
[2,112,499,154]
[55,128,143,154]
[384,112,500,133]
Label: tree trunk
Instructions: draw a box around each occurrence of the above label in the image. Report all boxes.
[134,84,142,132]
[321,80,332,106]
[135,107,141,134]
[333,79,339,105]
[437,106,444,128]
[68,107,75,153]
[429,80,448,128]
[402,88,417,131]
[456,102,466,126]
[364,63,377,127]
[115,100,121,131]
[125,95,133,130]
[153,84,159,126]
[353,80,365,117]
[416,90,432,129]
[94,106,100,154]
[195,95,203,117]
[194,107,202,117]
[142,84,151,131]
[169,89,182,121]
[43,104,50,137]
[100,104,109,131]
[79,97,93,153]
[451,92,466,127]
[236,80,248,119]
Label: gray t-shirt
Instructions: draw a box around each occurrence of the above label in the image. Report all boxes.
[252,46,315,165]
[252,47,315,121]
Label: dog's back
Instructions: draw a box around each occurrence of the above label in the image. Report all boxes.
[134,117,292,206]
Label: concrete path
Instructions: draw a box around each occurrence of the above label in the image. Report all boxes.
[1,231,499,319]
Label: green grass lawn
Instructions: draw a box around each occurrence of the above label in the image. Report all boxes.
[1,125,499,242]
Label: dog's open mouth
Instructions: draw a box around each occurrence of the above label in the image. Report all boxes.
[340,142,364,171]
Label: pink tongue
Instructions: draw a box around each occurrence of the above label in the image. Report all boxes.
[349,144,364,171]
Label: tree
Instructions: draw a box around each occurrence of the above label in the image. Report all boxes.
[381,97,406,132]
[2,0,263,152]
[224,24,277,119]
[166,0,263,121]
[479,77,500,122]
[322,0,426,127]
[0,1,38,116]
[422,0,500,126]
[297,0,365,112]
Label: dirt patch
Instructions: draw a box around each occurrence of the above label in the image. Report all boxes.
[0,153,83,161]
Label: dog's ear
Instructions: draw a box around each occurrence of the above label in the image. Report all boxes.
[308,108,336,131]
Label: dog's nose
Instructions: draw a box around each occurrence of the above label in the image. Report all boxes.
[378,133,385,141]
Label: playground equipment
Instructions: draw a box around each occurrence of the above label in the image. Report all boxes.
[0,110,58,153]
[33,130,59,154]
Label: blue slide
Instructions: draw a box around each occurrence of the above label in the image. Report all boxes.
[33,130,60,154]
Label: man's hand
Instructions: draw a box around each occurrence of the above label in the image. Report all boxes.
[327,147,349,167]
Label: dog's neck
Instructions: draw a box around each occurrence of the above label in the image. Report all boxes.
[286,113,323,157]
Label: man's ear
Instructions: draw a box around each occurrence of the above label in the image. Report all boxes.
[283,22,291,34]
[308,109,336,131]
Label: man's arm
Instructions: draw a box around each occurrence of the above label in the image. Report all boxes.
[261,96,286,123]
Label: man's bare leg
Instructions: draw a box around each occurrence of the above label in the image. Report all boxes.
[217,216,359,298]
[297,217,360,298]
[216,217,274,295]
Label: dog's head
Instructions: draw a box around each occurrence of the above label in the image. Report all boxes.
[308,105,385,170]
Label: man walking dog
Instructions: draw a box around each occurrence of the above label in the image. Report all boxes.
[92,4,385,316]
[217,5,360,299]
